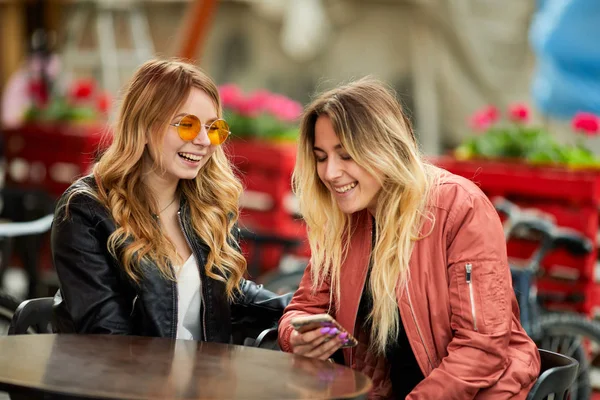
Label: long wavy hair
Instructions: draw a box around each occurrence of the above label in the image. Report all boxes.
[66,58,245,300]
[294,77,440,353]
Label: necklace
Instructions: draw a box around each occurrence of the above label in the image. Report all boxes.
[158,196,177,215]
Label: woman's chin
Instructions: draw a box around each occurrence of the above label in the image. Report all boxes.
[336,202,362,215]
[178,171,200,180]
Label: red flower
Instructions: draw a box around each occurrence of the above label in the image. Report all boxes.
[508,103,529,123]
[96,91,111,114]
[469,106,499,132]
[28,79,49,106]
[69,78,96,101]
[572,112,600,136]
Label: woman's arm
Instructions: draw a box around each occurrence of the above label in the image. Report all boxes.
[229,224,293,341]
[230,279,293,332]
[408,191,514,399]
[52,193,134,334]
[277,262,335,353]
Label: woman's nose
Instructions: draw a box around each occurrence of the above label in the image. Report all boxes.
[192,125,211,146]
[324,159,342,181]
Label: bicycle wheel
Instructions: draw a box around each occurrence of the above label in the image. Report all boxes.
[536,313,600,400]
[0,291,19,335]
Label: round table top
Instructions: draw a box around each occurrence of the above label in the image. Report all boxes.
[0,334,372,399]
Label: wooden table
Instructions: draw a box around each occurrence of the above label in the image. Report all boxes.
[0,334,371,399]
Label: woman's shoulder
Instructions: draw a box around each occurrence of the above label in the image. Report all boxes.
[56,175,104,216]
[429,169,490,212]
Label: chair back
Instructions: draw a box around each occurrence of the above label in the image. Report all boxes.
[527,348,579,400]
[8,297,54,335]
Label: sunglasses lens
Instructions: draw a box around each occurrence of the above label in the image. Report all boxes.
[207,120,230,145]
[177,115,201,141]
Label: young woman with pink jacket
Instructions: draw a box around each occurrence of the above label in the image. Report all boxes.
[278,78,540,399]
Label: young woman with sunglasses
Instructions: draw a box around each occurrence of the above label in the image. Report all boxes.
[278,78,540,399]
[52,58,290,342]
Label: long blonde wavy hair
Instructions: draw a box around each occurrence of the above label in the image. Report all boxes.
[67,58,246,300]
[294,77,440,353]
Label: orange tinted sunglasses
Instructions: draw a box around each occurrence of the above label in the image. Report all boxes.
[170,114,230,145]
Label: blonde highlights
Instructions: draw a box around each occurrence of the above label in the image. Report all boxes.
[67,58,245,300]
[294,77,439,353]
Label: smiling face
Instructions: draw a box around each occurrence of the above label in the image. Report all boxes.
[313,115,382,215]
[144,88,218,185]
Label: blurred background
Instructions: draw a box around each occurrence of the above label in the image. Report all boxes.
[1,0,600,397]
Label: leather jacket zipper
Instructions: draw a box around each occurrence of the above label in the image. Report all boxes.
[465,263,478,331]
[178,210,207,341]
[406,284,434,371]
[130,295,139,317]
[170,278,178,338]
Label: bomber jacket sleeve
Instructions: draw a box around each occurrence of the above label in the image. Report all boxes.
[408,190,513,399]
[277,262,332,353]
[52,193,133,334]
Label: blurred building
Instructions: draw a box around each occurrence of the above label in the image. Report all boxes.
[1,0,538,153]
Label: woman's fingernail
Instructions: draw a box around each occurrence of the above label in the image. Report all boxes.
[328,328,338,335]
[338,332,348,339]
[320,327,331,334]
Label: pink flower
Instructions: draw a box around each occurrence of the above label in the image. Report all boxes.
[469,105,499,132]
[218,84,302,121]
[247,90,273,110]
[572,112,600,136]
[266,95,303,122]
[508,103,529,123]
[218,83,245,112]
[236,97,263,117]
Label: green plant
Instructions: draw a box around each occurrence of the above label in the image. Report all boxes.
[455,105,600,169]
[24,77,111,123]
[218,84,302,142]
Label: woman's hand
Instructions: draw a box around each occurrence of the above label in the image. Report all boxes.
[289,327,348,360]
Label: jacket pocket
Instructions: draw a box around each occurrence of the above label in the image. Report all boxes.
[476,261,508,328]
[451,261,509,333]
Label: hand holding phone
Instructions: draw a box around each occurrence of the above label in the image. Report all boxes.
[291,314,358,347]
[289,314,355,360]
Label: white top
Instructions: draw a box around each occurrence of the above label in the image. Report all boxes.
[175,254,202,340]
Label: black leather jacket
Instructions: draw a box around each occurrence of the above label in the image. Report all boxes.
[52,177,291,343]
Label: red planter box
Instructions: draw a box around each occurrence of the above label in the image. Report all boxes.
[434,156,600,206]
[1,123,109,276]
[226,139,309,273]
[3,123,109,198]
[434,156,600,315]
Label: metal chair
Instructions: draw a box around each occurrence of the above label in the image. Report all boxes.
[8,297,53,335]
[244,327,280,350]
[527,348,579,400]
